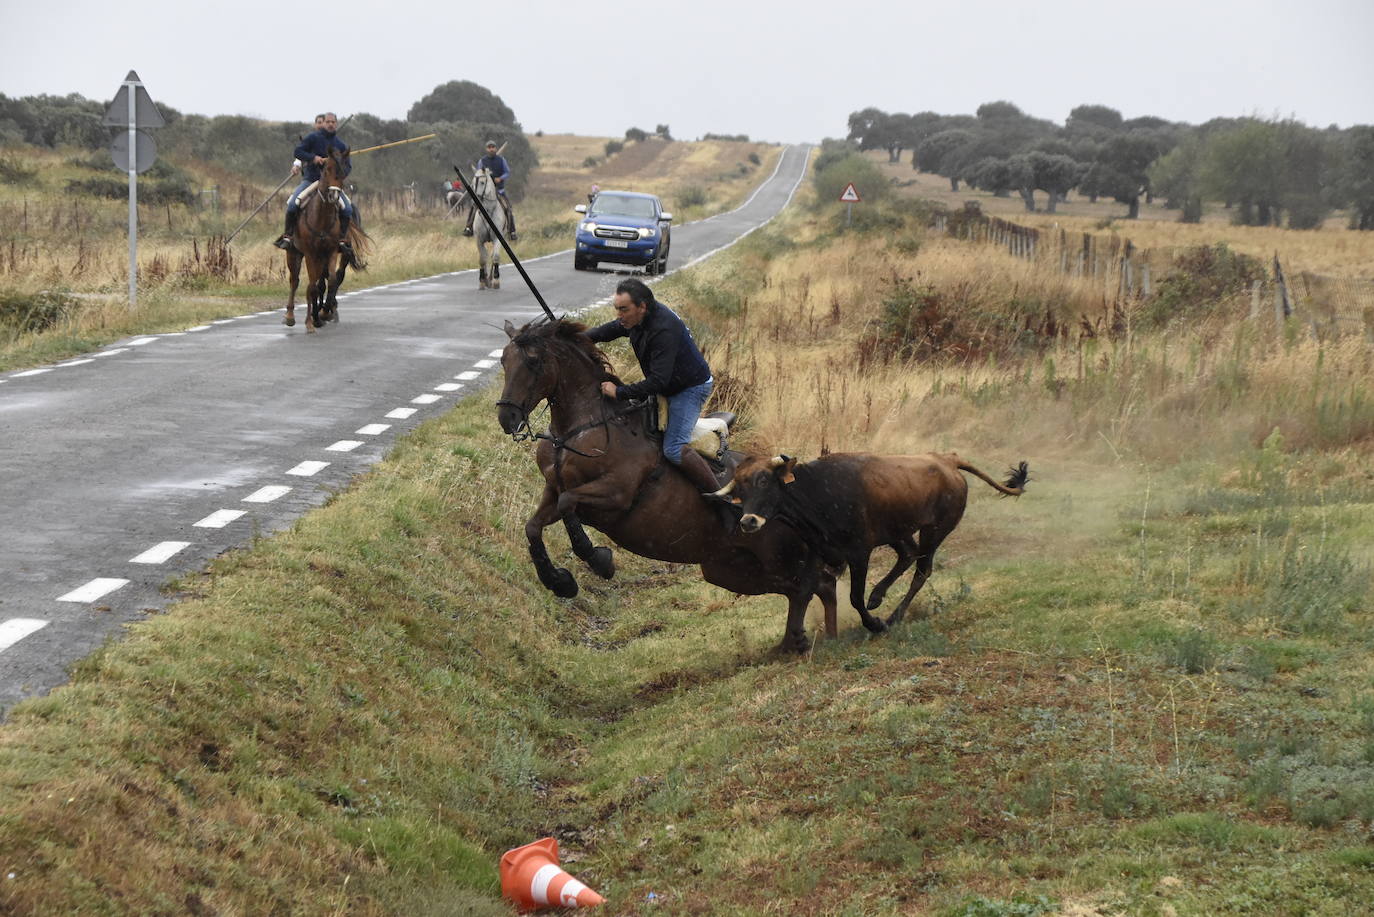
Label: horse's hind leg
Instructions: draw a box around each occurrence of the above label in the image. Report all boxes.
[491,257,501,290]
[563,513,614,580]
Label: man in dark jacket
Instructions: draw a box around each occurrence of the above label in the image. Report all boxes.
[462,139,517,240]
[586,278,719,494]
[273,112,361,267]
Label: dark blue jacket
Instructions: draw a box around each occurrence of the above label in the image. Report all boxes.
[587,299,711,400]
[294,130,351,182]
[477,153,510,192]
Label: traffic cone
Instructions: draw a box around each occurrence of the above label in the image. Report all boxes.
[500,837,605,910]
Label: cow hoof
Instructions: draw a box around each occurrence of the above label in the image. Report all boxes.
[306,324,316,334]
[777,633,812,655]
[862,617,889,635]
[588,546,615,580]
[866,592,887,611]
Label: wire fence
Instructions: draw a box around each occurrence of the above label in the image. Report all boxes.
[932,204,1374,341]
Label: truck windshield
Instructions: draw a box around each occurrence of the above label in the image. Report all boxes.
[589,195,658,219]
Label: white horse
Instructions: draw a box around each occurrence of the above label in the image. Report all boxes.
[470,167,506,290]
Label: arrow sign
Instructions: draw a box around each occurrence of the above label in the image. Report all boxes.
[839,182,861,203]
[102,71,165,128]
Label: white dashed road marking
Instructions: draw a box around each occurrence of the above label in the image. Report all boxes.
[286,460,330,476]
[386,408,417,419]
[57,359,95,367]
[130,541,191,564]
[411,394,441,405]
[194,509,246,528]
[12,369,52,377]
[243,485,291,503]
[488,350,503,358]
[325,440,363,452]
[474,359,496,369]
[456,371,480,380]
[127,337,158,346]
[434,383,462,392]
[356,423,390,435]
[0,619,49,653]
[58,578,130,603]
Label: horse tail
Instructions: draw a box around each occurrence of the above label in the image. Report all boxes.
[345,222,371,270]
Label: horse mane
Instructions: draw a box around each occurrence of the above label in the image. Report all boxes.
[513,316,618,382]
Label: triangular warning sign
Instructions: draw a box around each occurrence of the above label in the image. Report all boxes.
[839,182,861,203]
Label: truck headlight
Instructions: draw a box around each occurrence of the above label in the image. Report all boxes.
[637,227,656,238]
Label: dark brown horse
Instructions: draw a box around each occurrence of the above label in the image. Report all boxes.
[496,316,839,653]
[284,147,369,332]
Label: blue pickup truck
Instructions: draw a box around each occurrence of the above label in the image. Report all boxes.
[573,190,673,274]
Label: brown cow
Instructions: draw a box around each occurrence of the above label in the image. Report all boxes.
[712,452,1029,635]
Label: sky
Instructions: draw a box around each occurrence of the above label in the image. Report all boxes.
[2,0,1371,143]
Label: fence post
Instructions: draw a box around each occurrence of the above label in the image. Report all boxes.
[1273,254,1292,319]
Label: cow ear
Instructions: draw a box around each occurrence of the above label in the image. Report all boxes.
[779,454,797,485]
[504,319,517,340]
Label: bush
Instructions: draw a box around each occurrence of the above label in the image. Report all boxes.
[603,140,623,157]
[0,289,76,334]
[676,185,707,209]
[1141,244,1264,328]
[0,154,38,185]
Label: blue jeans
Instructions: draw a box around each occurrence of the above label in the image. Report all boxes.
[663,378,713,464]
[287,180,356,222]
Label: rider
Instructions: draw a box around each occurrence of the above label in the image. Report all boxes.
[290,113,326,176]
[462,139,517,240]
[273,111,362,268]
[586,278,720,496]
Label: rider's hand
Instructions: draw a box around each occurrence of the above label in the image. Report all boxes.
[314,155,327,166]
[600,381,617,399]
[291,163,302,176]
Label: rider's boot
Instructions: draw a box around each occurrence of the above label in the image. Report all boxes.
[273,210,299,251]
[679,448,737,533]
[503,199,518,240]
[338,215,360,268]
[462,207,474,236]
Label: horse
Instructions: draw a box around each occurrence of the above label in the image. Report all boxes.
[470,167,505,290]
[496,316,840,653]
[284,147,369,332]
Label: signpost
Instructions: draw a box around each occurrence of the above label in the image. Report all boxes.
[839,181,861,227]
[102,71,165,309]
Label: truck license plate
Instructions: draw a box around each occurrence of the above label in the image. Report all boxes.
[605,239,629,249]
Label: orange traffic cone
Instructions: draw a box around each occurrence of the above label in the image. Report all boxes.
[500,837,605,910]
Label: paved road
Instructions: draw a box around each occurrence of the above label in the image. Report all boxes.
[0,144,811,715]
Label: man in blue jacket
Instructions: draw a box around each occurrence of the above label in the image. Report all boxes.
[273,112,362,267]
[462,139,517,240]
[586,278,719,495]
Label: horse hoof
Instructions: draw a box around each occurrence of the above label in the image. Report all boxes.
[283,315,295,327]
[550,568,578,598]
[588,546,615,580]
[306,324,316,334]
[866,593,887,611]
[777,633,812,655]
[863,617,889,635]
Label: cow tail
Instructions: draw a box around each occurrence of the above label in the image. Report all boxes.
[959,459,1029,497]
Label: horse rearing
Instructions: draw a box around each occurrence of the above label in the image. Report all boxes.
[496,316,839,653]
[284,147,368,332]
[470,167,505,290]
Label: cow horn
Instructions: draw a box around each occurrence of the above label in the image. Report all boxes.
[768,454,789,469]
[711,480,735,497]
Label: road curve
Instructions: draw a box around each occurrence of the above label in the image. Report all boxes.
[0,143,812,715]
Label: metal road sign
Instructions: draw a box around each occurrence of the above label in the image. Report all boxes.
[110,130,156,173]
[839,182,861,203]
[102,71,166,128]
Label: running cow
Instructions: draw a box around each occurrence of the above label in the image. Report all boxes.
[712,452,1029,635]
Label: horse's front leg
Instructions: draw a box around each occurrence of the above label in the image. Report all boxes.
[525,484,578,598]
[324,255,341,324]
[563,513,614,580]
[284,251,301,327]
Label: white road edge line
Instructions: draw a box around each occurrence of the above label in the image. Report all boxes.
[57,578,129,603]
[130,541,192,564]
[0,618,50,653]
[194,509,246,528]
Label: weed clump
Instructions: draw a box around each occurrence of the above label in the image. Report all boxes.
[1142,244,1264,329]
[0,288,75,333]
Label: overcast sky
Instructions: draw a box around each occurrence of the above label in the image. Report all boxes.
[3,0,1371,142]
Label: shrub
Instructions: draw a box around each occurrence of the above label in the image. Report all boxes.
[1141,244,1265,328]
[603,140,623,157]
[0,289,76,334]
[0,154,38,185]
[675,185,707,209]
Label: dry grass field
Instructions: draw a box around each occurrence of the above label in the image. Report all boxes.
[3,142,1373,916]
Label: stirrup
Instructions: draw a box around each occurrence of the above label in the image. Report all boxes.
[462,227,474,236]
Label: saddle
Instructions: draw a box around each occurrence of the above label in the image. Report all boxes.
[651,396,735,462]
[295,180,350,212]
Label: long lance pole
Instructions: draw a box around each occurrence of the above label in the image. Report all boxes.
[224,171,295,245]
[454,164,554,320]
[352,133,437,155]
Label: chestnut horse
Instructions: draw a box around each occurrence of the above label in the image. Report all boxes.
[284,147,369,332]
[496,316,838,653]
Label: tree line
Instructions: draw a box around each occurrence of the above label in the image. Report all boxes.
[0,80,537,201]
[847,103,1374,230]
